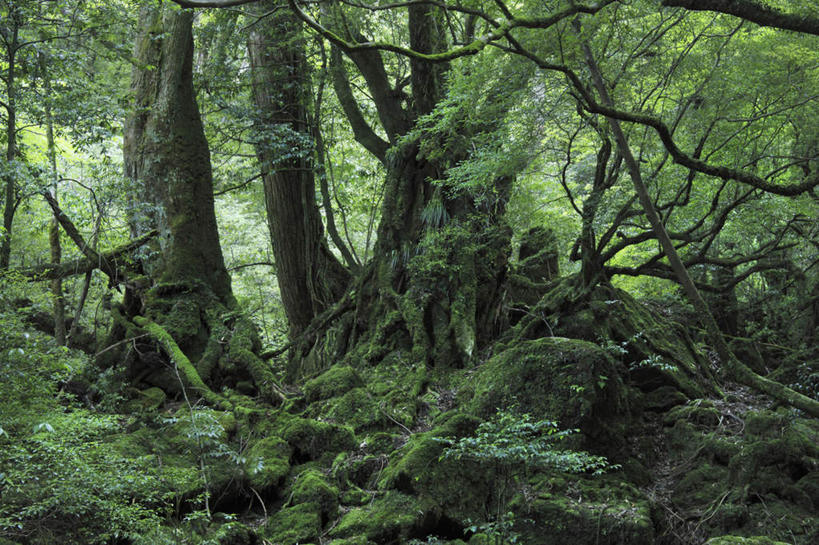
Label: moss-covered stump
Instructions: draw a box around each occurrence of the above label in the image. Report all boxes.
[662,404,819,544]
[468,337,627,453]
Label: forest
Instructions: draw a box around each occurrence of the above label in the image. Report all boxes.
[0,0,817,544]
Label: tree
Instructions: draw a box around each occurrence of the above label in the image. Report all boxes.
[117,3,276,402]
[246,1,350,340]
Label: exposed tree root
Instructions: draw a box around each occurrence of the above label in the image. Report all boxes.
[132,315,232,410]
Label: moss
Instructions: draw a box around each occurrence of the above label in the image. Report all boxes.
[704,536,791,545]
[260,502,321,545]
[328,537,369,545]
[291,469,340,520]
[744,409,789,438]
[340,486,371,506]
[280,415,356,461]
[469,337,626,451]
[516,474,654,545]
[124,386,166,412]
[796,471,819,509]
[360,432,401,455]
[641,385,688,412]
[674,463,730,507]
[324,388,385,431]
[245,436,291,491]
[379,432,491,522]
[332,452,389,490]
[431,411,480,438]
[664,400,722,429]
[132,316,229,409]
[330,491,427,542]
[304,366,363,402]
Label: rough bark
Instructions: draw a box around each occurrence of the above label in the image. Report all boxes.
[117,5,277,402]
[123,6,232,301]
[0,8,20,270]
[247,4,350,340]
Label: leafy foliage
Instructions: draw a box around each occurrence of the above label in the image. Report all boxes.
[441,410,613,475]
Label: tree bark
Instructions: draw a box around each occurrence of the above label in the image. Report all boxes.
[119,5,277,401]
[0,8,20,270]
[124,6,232,301]
[247,3,350,340]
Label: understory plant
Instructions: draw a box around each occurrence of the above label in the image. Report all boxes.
[440,410,615,544]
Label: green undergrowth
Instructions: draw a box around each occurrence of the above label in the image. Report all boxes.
[661,400,819,544]
[3,273,817,545]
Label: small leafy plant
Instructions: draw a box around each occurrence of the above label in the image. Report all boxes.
[439,410,615,544]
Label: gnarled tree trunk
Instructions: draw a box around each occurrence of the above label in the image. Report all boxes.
[113,5,276,402]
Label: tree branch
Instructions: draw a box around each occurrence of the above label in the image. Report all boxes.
[663,0,819,36]
[18,230,158,281]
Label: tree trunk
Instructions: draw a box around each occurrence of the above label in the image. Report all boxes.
[41,52,66,346]
[247,4,349,340]
[124,7,231,301]
[0,9,20,270]
[285,4,513,377]
[117,5,276,402]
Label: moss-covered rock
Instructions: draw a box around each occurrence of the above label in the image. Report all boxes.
[304,366,363,403]
[324,387,385,431]
[260,502,321,545]
[244,436,290,491]
[280,415,356,462]
[796,471,819,509]
[664,400,722,429]
[291,468,340,521]
[704,537,791,545]
[332,451,388,490]
[469,337,626,450]
[517,280,710,399]
[514,474,654,545]
[378,432,491,522]
[330,491,428,542]
[641,384,688,412]
[124,386,167,412]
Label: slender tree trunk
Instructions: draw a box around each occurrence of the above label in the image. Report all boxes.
[41,53,66,345]
[0,11,20,270]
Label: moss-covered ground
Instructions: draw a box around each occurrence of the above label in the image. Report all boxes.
[5,281,816,545]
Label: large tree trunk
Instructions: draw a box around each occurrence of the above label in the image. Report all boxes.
[115,5,276,402]
[287,4,512,377]
[124,7,231,300]
[247,4,349,341]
